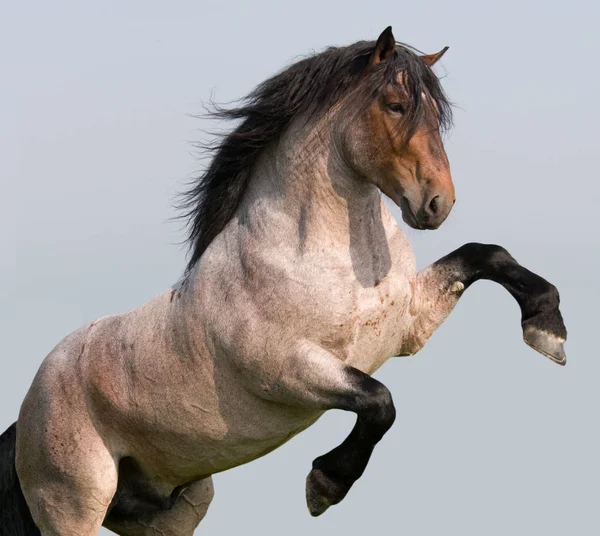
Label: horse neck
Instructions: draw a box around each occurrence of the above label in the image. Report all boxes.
[239,117,387,253]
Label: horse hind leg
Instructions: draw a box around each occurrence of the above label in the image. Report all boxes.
[0,422,40,535]
[16,412,119,535]
[103,477,214,536]
[17,437,118,535]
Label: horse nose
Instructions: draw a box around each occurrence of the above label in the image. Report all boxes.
[421,193,453,228]
[427,195,442,216]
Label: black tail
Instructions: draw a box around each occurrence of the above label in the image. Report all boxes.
[0,423,40,536]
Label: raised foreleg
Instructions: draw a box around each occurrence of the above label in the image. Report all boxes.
[406,242,567,364]
[256,341,396,517]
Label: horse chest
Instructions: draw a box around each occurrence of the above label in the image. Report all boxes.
[207,223,417,374]
[301,267,415,372]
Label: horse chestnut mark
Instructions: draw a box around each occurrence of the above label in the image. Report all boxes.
[2,26,566,535]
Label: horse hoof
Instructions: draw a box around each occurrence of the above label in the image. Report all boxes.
[523,327,566,366]
[305,468,347,517]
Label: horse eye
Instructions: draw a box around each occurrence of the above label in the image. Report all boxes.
[387,103,406,115]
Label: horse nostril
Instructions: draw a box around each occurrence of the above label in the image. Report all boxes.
[428,195,440,215]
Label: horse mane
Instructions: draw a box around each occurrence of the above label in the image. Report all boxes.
[178,39,453,273]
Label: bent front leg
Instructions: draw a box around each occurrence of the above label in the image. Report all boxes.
[408,243,567,364]
[264,342,396,517]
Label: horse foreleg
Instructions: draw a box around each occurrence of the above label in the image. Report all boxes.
[262,342,396,517]
[407,242,567,364]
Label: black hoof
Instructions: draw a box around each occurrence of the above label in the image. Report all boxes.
[305,468,349,517]
[523,326,566,366]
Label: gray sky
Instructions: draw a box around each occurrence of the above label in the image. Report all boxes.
[3,1,599,534]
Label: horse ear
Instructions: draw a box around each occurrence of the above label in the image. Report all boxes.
[421,46,449,67]
[368,26,397,67]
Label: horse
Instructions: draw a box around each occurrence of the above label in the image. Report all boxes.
[1,26,567,535]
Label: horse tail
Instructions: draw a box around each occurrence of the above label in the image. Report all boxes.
[0,422,41,535]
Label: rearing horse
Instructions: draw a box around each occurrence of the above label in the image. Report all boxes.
[1,27,567,535]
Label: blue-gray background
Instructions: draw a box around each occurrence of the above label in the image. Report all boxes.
[3,1,599,534]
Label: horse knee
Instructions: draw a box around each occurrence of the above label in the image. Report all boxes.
[374,383,396,427]
[363,382,396,436]
[347,370,396,434]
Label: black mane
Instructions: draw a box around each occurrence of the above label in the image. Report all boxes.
[179,39,452,273]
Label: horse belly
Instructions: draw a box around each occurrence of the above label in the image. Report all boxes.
[113,387,323,484]
[83,332,321,482]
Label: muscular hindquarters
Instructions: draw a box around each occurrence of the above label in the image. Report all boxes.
[16,327,119,533]
[15,304,323,531]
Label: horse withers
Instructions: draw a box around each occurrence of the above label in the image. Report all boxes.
[1,26,566,535]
